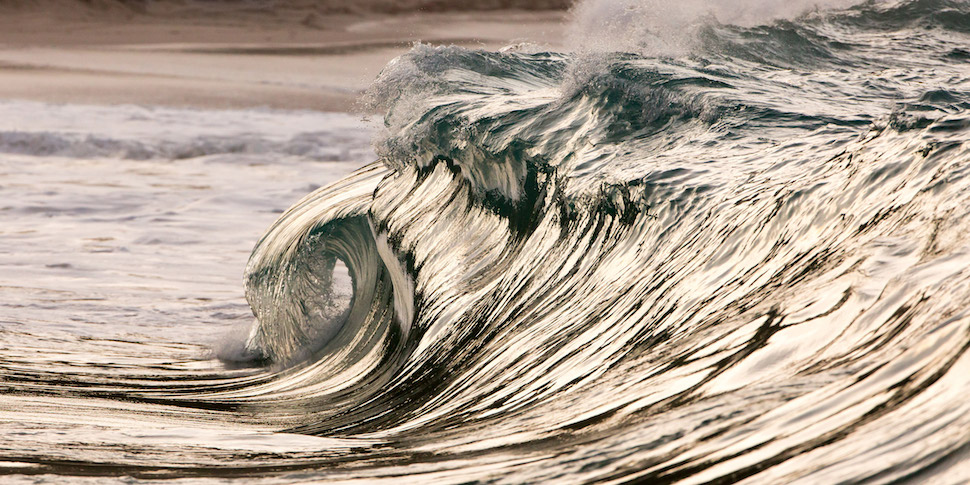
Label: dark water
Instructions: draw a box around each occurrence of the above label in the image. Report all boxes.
[4,1,970,483]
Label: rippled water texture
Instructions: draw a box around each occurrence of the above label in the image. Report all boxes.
[4,0,970,483]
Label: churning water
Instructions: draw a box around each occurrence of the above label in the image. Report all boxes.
[3,0,970,483]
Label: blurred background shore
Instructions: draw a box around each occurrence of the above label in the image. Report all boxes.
[0,0,569,112]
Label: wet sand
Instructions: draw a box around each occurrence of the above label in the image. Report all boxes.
[0,8,566,112]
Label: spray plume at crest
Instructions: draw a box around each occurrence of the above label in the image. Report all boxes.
[567,0,867,55]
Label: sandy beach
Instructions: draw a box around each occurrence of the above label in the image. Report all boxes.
[0,4,566,112]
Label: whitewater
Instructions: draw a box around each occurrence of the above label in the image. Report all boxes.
[3,0,970,483]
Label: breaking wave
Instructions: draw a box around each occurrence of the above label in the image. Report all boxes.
[4,1,970,483]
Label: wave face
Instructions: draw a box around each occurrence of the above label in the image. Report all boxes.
[5,0,970,483]
[237,1,970,481]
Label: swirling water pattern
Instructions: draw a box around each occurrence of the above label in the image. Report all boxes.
[3,1,970,483]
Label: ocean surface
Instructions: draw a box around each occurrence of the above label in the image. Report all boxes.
[3,0,970,483]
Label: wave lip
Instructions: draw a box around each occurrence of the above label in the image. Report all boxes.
[242,165,410,370]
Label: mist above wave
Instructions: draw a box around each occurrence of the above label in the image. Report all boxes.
[567,0,864,56]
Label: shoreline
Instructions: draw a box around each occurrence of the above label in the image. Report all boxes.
[0,9,567,112]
